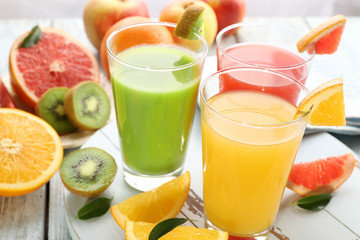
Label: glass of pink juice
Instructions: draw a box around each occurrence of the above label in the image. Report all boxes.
[200,67,309,239]
[216,23,315,104]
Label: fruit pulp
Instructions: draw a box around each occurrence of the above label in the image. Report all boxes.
[111,44,200,175]
[201,90,307,236]
[218,43,309,104]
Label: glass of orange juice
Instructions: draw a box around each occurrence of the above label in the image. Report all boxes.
[200,67,309,238]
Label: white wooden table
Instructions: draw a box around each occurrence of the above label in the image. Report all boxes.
[1,17,360,240]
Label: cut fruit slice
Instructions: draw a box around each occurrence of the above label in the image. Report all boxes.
[287,153,356,196]
[111,171,190,229]
[9,26,100,108]
[0,78,16,108]
[125,221,229,240]
[174,5,205,40]
[294,78,345,126]
[297,15,346,54]
[0,108,63,196]
[64,81,110,130]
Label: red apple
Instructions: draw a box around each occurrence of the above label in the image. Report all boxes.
[202,0,246,33]
[83,0,149,50]
[160,0,218,47]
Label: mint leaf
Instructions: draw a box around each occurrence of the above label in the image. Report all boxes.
[77,197,112,220]
[20,25,42,48]
[294,193,332,211]
[149,218,187,240]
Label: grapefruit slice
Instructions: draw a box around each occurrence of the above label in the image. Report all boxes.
[294,78,345,126]
[297,15,346,54]
[9,27,100,108]
[0,78,16,108]
[287,153,356,196]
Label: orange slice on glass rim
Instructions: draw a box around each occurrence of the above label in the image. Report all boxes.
[297,15,346,54]
[111,171,190,229]
[125,221,228,240]
[294,78,345,126]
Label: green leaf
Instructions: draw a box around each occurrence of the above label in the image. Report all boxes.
[19,25,42,48]
[294,193,333,211]
[148,218,188,240]
[77,197,112,220]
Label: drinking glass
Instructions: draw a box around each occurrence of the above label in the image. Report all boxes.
[216,23,315,99]
[107,22,207,191]
[200,67,309,238]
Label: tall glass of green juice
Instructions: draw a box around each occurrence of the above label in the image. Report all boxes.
[106,22,207,191]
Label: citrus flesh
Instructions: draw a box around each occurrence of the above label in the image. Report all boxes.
[111,171,190,229]
[287,153,355,196]
[294,78,345,126]
[297,14,346,54]
[0,78,16,108]
[9,27,99,108]
[0,108,63,196]
[125,221,229,240]
[174,5,205,40]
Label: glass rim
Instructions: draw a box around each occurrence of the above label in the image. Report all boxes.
[200,67,310,129]
[106,21,208,72]
[216,22,316,70]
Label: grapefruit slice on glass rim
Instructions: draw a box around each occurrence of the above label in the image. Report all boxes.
[287,153,356,196]
[9,26,100,108]
[296,14,346,54]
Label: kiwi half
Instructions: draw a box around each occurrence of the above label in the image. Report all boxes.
[64,81,110,130]
[60,147,117,197]
[36,87,77,135]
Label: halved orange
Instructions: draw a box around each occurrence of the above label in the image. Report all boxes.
[125,221,229,240]
[294,78,345,126]
[287,153,355,196]
[0,108,63,196]
[297,15,346,54]
[111,171,190,229]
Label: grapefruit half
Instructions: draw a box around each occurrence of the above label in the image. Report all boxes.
[9,27,100,108]
[287,153,356,196]
[0,78,16,108]
[297,15,346,54]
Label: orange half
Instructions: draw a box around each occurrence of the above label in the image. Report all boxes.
[0,108,63,196]
[294,78,345,126]
[297,15,346,54]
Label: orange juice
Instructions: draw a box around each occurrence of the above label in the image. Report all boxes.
[201,90,307,236]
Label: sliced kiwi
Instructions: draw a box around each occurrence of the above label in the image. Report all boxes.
[174,5,205,40]
[60,147,117,197]
[36,87,77,135]
[64,81,110,130]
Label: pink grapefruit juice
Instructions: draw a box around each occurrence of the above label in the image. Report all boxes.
[201,90,307,236]
[218,43,309,104]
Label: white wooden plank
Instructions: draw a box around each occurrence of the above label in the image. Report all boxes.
[0,188,46,240]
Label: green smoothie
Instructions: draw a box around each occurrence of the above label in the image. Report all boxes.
[111,44,201,175]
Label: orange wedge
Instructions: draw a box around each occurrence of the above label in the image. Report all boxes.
[0,108,63,196]
[297,15,346,54]
[125,221,229,240]
[294,78,345,126]
[111,171,190,229]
